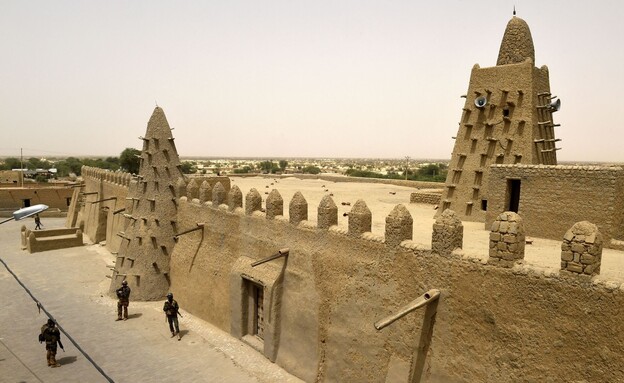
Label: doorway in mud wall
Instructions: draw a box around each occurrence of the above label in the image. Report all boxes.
[244,278,264,341]
[23,198,31,208]
[506,179,521,213]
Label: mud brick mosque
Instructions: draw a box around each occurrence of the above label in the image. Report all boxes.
[65,14,624,383]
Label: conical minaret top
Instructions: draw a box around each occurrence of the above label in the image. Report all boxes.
[145,106,175,140]
[496,16,535,66]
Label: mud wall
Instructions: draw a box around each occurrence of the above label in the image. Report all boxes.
[77,166,132,252]
[487,165,624,246]
[170,188,624,383]
[0,187,73,211]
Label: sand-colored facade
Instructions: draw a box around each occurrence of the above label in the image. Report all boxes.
[66,14,624,383]
[0,186,74,212]
[440,16,559,222]
[487,164,624,248]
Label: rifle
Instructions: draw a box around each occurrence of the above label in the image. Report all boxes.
[58,339,65,352]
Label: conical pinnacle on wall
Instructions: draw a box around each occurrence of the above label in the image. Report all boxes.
[110,107,185,300]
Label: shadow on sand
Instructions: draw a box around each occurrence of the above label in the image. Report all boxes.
[57,355,77,365]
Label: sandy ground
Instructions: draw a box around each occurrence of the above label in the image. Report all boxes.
[231,175,624,282]
[0,217,303,383]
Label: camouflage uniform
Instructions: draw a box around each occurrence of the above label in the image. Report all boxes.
[163,295,180,337]
[41,320,61,367]
[116,282,131,320]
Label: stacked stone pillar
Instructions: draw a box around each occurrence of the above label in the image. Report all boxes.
[289,191,308,225]
[265,190,283,219]
[488,211,525,268]
[432,209,463,256]
[227,185,243,211]
[317,195,338,229]
[561,221,602,276]
[212,182,226,207]
[245,188,262,215]
[348,200,371,237]
[385,204,413,247]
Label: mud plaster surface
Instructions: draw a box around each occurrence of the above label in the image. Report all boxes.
[231,176,624,282]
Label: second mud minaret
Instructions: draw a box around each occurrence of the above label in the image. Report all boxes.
[439,14,560,222]
[110,107,184,300]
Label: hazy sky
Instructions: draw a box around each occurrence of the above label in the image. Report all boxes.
[1,1,623,161]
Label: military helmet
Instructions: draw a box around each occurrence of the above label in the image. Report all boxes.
[167,293,173,298]
[122,280,128,285]
[47,319,55,326]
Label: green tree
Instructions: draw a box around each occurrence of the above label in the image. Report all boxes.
[119,148,141,174]
[1,157,22,170]
[259,161,279,174]
[279,160,288,172]
[179,162,194,174]
[56,157,83,176]
[302,166,321,174]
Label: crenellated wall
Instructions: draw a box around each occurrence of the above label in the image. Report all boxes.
[169,182,624,383]
[73,166,133,252]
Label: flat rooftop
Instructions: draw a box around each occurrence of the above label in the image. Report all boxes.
[231,175,624,282]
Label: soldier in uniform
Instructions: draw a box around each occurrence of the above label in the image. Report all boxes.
[115,280,131,321]
[163,292,182,340]
[40,319,63,367]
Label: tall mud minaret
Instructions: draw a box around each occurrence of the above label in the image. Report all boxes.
[110,107,184,300]
[439,14,560,222]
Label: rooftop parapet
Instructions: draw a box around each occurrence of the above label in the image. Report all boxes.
[317,195,338,230]
[245,188,262,215]
[266,189,283,219]
[348,200,371,237]
[186,179,199,200]
[198,181,211,203]
[561,221,603,276]
[385,204,413,247]
[212,182,226,207]
[488,211,525,268]
[289,191,308,225]
[432,209,463,256]
[228,185,243,212]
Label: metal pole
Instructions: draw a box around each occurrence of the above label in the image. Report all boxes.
[20,148,24,188]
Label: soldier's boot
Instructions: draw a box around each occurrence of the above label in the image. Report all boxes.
[178,332,181,341]
[171,331,176,338]
[50,353,61,368]
[116,316,122,321]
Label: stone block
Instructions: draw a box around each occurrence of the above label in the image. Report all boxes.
[489,248,499,259]
[503,234,516,243]
[490,232,501,241]
[567,262,583,273]
[561,243,571,252]
[561,251,574,262]
[580,254,595,265]
[571,243,586,253]
[491,221,500,232]
[499,222,510,233]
